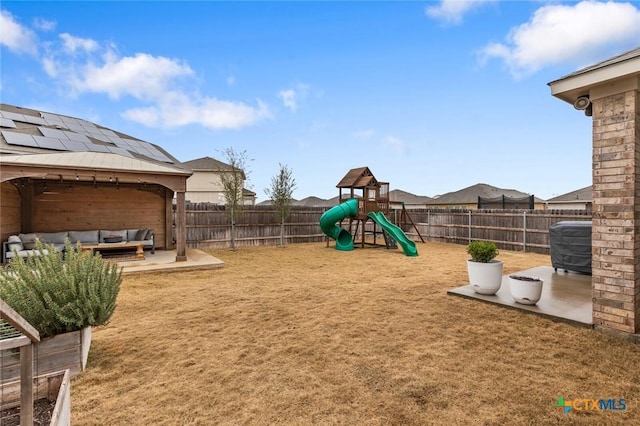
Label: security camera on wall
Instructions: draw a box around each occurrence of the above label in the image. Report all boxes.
[573,96,592,117]
[573,96,590,110]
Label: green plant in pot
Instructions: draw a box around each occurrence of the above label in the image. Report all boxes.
[0,239,121,338]
[466,240,503,295]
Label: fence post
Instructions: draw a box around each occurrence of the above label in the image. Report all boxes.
[523,211,527,252]
[468,210,472,243]
[427,210,431,241]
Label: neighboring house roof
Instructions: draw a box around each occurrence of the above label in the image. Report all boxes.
[182,156,246,180]
[426,183,540,205]
[546,186,592,203]
[260,190,432,208]
[389,189,433,205]
[0,103,186,172]
[336,166,380,188]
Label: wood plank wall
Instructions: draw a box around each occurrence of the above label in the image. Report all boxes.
[28,181,167,249]
[0,182,21,240]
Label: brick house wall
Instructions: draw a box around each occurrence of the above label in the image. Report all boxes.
[591,89,640,333]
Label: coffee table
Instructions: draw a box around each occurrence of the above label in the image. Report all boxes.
[81,241,145,260]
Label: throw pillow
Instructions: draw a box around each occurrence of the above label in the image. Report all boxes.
[144,229,154,240]
[18,233,38,250]
[7,235,23,252]
[134,229,148,241]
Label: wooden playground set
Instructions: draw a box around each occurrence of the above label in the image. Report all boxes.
[321,167,424,255]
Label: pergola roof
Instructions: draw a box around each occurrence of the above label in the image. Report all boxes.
[0,152,191,176]
[0,103,191,191]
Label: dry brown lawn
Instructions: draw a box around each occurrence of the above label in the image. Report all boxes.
[71,242,640,425]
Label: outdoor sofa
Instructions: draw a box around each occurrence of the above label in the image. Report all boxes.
[2,228,155,264]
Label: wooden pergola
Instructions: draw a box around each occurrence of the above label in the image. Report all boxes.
[0,153,192,262]
[0,103,193,262]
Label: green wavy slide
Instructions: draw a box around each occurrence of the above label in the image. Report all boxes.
[319,198,359,251]
[367,211,418,257]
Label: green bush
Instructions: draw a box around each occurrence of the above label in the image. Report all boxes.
[0,240,121,338]
[466,240,499,263]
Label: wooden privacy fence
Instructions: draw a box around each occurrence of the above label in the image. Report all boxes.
[403,209,591,254]
[181,203,591,254]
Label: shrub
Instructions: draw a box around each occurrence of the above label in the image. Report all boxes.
[0,240,121,338]
[466,240,499,263]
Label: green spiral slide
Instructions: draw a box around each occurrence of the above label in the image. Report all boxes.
[367,211,418,257]
[319,198,359,251]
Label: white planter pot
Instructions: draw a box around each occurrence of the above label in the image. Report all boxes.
[509,275,543,305]
[467,260,504,295]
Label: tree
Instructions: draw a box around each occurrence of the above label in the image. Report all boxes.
[264,163,296,246]
[218,147,252,250]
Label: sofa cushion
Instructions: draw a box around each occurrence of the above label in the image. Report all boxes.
[132,229,149,241]
[69,230,99,245]
[6,248,49,259]
[7,235,23,252]
[99,230,127,243]
[37,231,69,245]
[18,233,38,250]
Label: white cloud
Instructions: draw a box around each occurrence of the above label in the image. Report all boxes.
[278,82,310,112]
[425,0,496,25]
[40,36,273,129]
[3,8,273,130]
[0,10,38,55]
[121,91,272,129]
[278,89,297,112]
[383,136,407,154]
[60,33,98,54]
[33,17,56,32]
[75,52,194,100]
[479,0,640,78]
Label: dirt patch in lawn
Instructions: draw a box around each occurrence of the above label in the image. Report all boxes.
[70,242,640,425]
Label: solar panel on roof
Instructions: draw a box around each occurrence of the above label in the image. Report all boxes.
[1,111,47,125]
[39,127,69,139]
[34,136,67,151]
[2,130,38,147]
[107,146,134,157]
[65,123,86,132]
[81,123,99,132]
[0,117,16,128]
[20,115,47,125]
[61,139,88,151]
[88,133,114,144]
[87,143,110,153]
[0,111,25,121]
[42,118,66,128]
[64,131,90,143]
[99,128,118,137]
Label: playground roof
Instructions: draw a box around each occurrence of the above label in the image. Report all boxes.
[336,166,380,189]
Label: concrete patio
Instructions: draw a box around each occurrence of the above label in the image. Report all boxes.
[114,248,224,274]
[448,266,592,327]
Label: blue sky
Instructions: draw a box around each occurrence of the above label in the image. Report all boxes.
[2,1,640,202]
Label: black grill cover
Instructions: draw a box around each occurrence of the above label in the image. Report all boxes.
[549,221,592,274]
